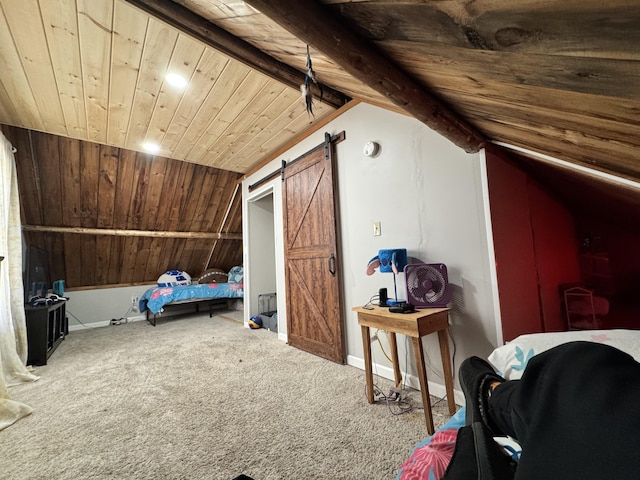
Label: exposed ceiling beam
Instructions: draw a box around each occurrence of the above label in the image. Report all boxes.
[243,0,485,153]
[22,225,242,240]
[124,0,350,109]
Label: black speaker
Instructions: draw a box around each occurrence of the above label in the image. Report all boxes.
[378,287,388,306]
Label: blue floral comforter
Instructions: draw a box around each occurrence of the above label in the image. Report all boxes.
[139,282,244,314]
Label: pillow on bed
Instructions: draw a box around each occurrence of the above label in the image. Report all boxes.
[488,329,640,380]
[227,265,243,283]
[198,268,228,284]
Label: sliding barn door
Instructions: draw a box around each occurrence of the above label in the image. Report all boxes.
[282,134,345,363]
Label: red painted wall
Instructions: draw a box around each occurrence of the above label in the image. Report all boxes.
[486,146,581,341]
[486,148,542,341]
[529,182,582,331]
[575,219,640,303]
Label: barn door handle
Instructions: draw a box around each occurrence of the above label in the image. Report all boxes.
[328,253,336,275]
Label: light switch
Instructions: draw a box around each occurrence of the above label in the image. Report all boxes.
[372,221,381,236]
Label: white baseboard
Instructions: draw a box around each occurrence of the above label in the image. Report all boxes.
[346,354,465,406]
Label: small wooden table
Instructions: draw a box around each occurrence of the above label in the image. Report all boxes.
[353,305,457,434]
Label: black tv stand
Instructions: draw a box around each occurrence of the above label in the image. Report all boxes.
[25,300,68,366]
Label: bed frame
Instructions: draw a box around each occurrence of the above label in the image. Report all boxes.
[145,298,229,326]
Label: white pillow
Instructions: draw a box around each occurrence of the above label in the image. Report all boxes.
[488,329,640,380]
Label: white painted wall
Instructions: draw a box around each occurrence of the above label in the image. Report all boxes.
[246,192,277,318]
[65,284,153,330]
[243,103,501,400]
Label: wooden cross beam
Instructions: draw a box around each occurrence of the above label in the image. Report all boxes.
[244,0,485,153]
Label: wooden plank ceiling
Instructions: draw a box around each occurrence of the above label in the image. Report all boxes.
[1,0,640,288]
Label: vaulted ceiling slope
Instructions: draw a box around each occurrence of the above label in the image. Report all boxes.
[2,0,639,180]
[2,0,640,288]
[5,125,243,288]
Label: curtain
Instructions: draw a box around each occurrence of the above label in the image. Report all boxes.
[0,130,38,431]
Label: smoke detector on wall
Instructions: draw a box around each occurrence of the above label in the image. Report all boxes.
[363,141,380,157]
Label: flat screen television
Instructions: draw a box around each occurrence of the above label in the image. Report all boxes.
[23,245,50,303]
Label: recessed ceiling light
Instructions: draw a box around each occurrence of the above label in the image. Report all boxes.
[165,72,188,89]
[142,142,161,154]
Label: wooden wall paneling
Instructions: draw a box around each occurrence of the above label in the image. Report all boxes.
[236,107,319,173]
[166,161,196,232]
[179,238,197,274]
[476,118,640,180]
[204,239,220,272]
[77,0,113,143]
[153,159,183,231]
[447,88,640,151]
[223,186,243,233]
[184,238,209,277]
[63,233,83,288]
[0,76,23,128]
[200,172,230,232]
[143,237,166,280]
[80,235,97,286]
[60,137,82,227]
[107,236,125,285]
[167,238,188,272]
[172,61,251,160]
[98,145,119,228]
[128,153,153,229]
[189,168,220,232]
[113,149,137,229]
[0,7,44,130]
[156,237,177,277]
[39,0,87,139]
[193,76,284,165]
[4,127,41,225]
[0,0,67,136]
[207,80,292,164]
[80,142,100,228]
[161,49,230,155]
[227,105,324,173]
[121,236,141,283]
[139,156,168,231]
[11,123,244,289]
[209,239,242,271]
[416,63,640,132]
[144,33,205,149]
[48,233,66,286]
[176,166,207,231]
[215,87,300,171]
[132,236,152,283]
[95,235,112,286]
[333,1,640,57]
[125,18,178,151]
[34,132,63,226]
[108,0,147,147]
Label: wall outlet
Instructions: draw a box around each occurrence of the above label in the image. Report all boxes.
[131,296,139,312]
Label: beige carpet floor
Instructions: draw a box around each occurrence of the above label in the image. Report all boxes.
[1,311,458,480]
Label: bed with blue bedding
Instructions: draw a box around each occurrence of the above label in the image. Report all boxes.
[139,266,243,325]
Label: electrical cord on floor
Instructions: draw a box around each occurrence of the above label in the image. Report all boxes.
[369,383,416,416]
[375,330,394,365]
[418,326,457,385]
[66,309,88,328]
